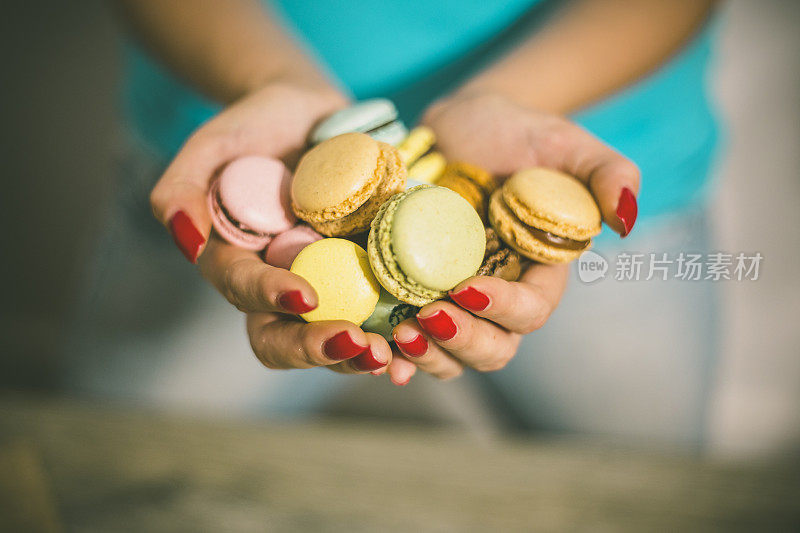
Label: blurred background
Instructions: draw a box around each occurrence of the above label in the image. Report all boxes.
[1,0,799,530]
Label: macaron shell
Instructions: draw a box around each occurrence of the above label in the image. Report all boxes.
[503,168,601,240]
[290,239,380,325]
[361,290,418,341]
[208,180,273,251]
[478,248,522,281]
[391,187,485,291]
[436,172,487,222]
[478,227,522,281]
[368,120,408,146]
[217,156,296,234]
[489,189,584,264]
[308,141,406,236]
[407,152,446,184]
[263,225,323,270]
[398,126,436,165]
[368,186,485,306]
[368,197,439,306]
[310,99,399,145]
[291,133,381,223]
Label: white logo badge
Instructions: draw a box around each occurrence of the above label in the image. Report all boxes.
[577,250,608,283]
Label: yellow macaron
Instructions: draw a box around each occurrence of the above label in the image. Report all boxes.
[290,238,381,325]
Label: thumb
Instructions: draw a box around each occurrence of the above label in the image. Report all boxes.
[557,125,641,237]
[585,157,640,237]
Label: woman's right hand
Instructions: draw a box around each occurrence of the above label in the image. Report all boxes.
[149,81,393,374]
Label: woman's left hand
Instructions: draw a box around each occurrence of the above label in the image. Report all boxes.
[386,90,640,385]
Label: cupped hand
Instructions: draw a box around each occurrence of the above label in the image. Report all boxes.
[387,90,640,384]
[150,81,393,374]
[199,235,393,374]
[150,80,346,262]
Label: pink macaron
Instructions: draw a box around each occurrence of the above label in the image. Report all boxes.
[263,225,323,269]
[208,156,296,250]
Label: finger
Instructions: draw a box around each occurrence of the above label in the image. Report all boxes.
[246,314,369,369]
[150,129,247,261]
[554,124,640,237]
[415,301,520,373]
[331,333,392,375]
[387,351,418,386]
[392,319,464,380]
[448,263,569,334]
[198,235,318,314]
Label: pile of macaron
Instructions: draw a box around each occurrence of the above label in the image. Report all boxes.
[208,99,602,340]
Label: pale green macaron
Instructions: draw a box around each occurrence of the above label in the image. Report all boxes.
[367,185,486,307]
[361,289,419,341]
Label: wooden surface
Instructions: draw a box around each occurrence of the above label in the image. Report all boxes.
[1,393,798,532]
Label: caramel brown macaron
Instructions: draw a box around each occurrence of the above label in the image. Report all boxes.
[291,132,406,236]
[489,168,601,264]
[477,228,522,281]
[436,162,496,223]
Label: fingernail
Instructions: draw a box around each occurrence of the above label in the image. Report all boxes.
[417,310,457,341]
[169,210,205,263]
[450,286,490,311]
[278,291,316,314]
[393,333,428,358]
[323,331,367,361]
[352,346,387,372]
[616,187,638,238]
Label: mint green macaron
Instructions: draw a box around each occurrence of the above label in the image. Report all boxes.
[361,289,419,341]
[310,98,408,146]
[367,185,486,306]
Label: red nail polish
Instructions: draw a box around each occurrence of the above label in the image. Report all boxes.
[278,291,316,314]
[169,210,205,263]
[393,334,428,357]
[616,188,638,238]
[417,310,457,341]
[323,331,367,361]
[450,286,490,311]
[352,346,386,372]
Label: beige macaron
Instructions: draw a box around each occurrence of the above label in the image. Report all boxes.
[489,168,601,263]
[291,132,406,236]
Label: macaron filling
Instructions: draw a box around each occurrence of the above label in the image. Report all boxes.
[527,225,590,251]
[496,192,590,251]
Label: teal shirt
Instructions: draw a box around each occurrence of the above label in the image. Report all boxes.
[124,0,722,220]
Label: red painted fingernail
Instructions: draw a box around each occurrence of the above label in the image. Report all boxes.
[417,310,457,341]
[616,187,638,238]
[169,211,205,263]
[352,346,387,372]
[278,291,316,314]
[323,331,367,361]
[393,333,428,357]
[450,286,490,311]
